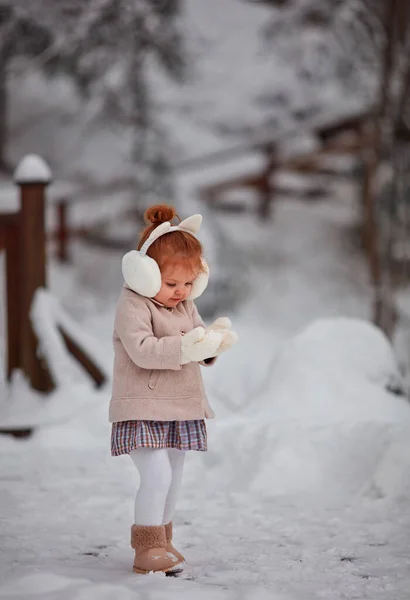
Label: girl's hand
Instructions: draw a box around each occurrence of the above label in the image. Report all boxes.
[207,317,232,331]
[206,318,239,356]
[180,327,222,365]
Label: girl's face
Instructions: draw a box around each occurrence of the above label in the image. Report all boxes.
[154,262,199,307]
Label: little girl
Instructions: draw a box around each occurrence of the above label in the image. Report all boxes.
[109,204,238,575]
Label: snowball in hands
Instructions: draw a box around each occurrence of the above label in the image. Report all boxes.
[180,327,223,365]
[206,317,239,356]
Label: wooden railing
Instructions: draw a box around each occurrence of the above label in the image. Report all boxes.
[197,118,376,220]
[1,157,54,393]
[51,177,137,263]
[1,155,107,435]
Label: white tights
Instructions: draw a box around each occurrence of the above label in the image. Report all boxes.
[130,448,186,526]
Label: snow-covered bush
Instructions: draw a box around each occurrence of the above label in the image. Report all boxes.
[190,318,410,505]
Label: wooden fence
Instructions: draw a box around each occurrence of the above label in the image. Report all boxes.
[197,112,376,220]
[1,155,106,435]
[51,177,138,263]
[191,112,405,338]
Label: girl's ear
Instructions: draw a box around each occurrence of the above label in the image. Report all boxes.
[187,260,209,300]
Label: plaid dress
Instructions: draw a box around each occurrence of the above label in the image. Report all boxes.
[111,419,207,456]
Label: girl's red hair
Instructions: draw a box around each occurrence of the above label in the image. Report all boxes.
[137,204,205,274]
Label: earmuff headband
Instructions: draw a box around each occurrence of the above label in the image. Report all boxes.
[121,213,209,301]
[139,224,198,256]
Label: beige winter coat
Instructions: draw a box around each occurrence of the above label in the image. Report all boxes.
[109,286,215,423]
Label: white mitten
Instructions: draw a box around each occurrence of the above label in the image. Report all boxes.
[208,317,232,331]
[180,327,223,365]
[207,317,239,356]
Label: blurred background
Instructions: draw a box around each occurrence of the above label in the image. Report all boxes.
[1,1,410,598]
[1,0,410,349]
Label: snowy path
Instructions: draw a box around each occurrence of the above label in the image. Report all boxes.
[1,441,410,600]
[1,193,410,599]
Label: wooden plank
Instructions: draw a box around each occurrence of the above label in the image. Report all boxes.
[316,113,372,141]
[199,130,375,202]
[59,328,106,388]
[0,428,33,438]
[56,200,69,263]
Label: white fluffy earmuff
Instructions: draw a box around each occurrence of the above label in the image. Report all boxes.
[122,215,209,300]
[187,259,209,300]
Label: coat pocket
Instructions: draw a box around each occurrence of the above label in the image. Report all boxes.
[148,369,161,390]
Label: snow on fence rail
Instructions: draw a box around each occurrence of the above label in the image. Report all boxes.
[31,289,109,389]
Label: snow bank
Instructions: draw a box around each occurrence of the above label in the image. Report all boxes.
[31,288,110,387]
[191,318,410,505]
[0,289,111,431]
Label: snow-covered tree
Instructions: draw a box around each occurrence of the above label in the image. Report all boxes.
[2,1,187,200]
[234,1,384,139]
[0,2,55,171]
[252,0,409,132]
[50,0,187,201]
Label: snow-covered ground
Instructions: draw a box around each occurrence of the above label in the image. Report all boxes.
[1,187,410,599]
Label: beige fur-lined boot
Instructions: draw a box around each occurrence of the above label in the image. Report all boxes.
[165,521,185,563]
[131,524,182,574]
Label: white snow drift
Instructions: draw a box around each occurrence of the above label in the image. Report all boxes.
[191,318,410,504]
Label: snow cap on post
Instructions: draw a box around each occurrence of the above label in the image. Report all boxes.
[14,154,52,185]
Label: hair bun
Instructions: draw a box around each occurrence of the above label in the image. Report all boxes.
[144,204,177,225]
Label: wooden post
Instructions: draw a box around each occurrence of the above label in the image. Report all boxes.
[56,199,69,263]
[363,0,400,333]
[14,155,54,392]
[258,143,276,221]
[258,174,272,220]
[0,54,9,173]
[361,147,381,285]
[5,214,21,379]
